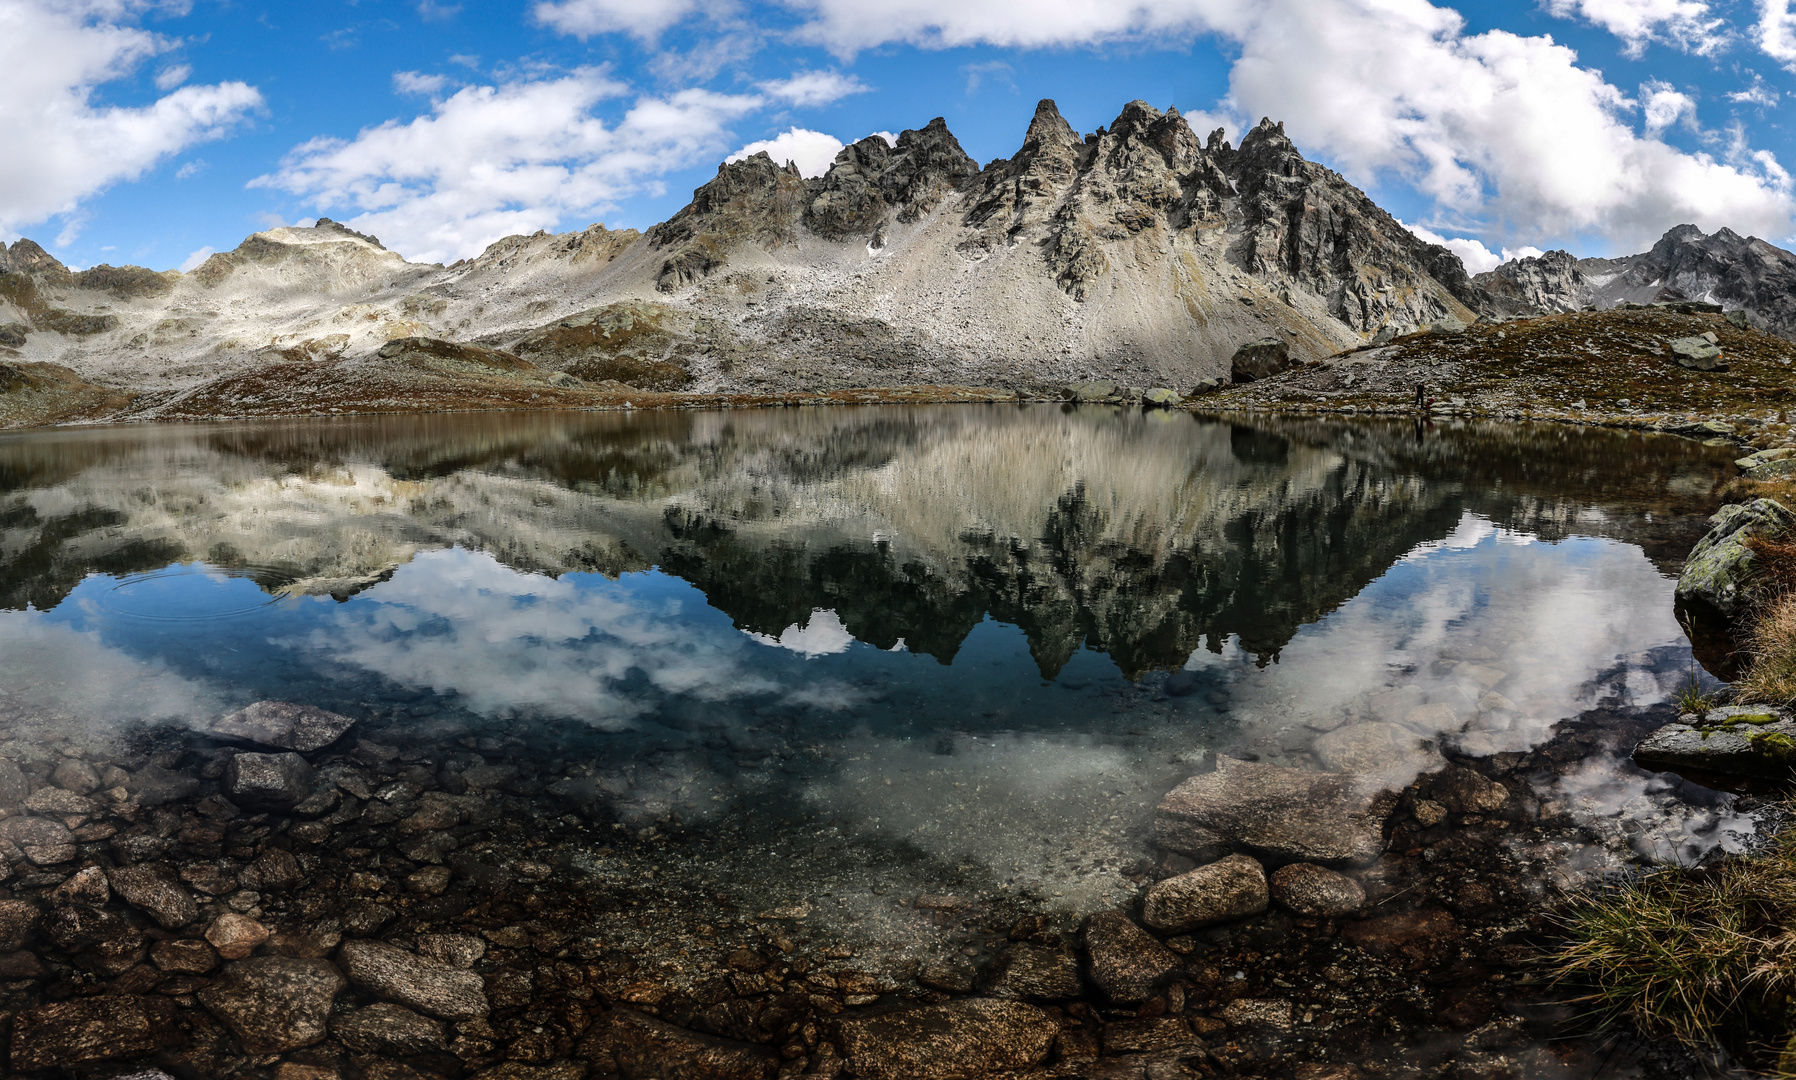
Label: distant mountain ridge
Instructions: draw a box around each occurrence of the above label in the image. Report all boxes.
[0,99,1792,423]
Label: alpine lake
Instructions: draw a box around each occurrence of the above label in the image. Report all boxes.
[0,405,1759,1079]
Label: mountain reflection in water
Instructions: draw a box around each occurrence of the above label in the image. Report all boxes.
[0,406,1755,1077]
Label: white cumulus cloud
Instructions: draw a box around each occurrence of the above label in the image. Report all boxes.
[727,126,844,177]
[1759,0,1796,69]
[252,70,761,263]
[393,70,449,96]
[785,0,1796,253]
[1543,0,1726,56]
[177,244,213,271]
[1404,222,1502,274]
[533,0,699,40]
[759,70,869,107]
[0,0,262,241]
[1640,79,1697,133]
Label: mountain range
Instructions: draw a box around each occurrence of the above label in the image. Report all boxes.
[0,97,1792,422]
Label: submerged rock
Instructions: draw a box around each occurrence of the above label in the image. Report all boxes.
[837,998,1060,1080]
[1269,863,1365,916]
[578,1008,780,1079]
[198,956,346,1053]
[984,941,1082,999]
[224,751,312,811]
[1082,911,1182,1003]
[108,863,198,928]
[332,1002,449,1056]
[208,701,357,752]
[1153,755,1397,865]
[1142,854,1269,931]
[11,995,181,1069]
[1635,705,1796,778]
[339,939,489,1020]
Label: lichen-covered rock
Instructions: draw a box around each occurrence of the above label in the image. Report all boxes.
[1154,755,1397,865]
[1670,335,1723,370]
[1675,499,1796,620]
[1635,706,1796,778]
[837,998,1060,1080]
[1737,447,1796,471]
[1142,854,1269,931]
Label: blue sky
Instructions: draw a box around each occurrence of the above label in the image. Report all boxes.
[5,0,1796,276]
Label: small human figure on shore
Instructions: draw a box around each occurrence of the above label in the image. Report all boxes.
[1415,383,1426,411]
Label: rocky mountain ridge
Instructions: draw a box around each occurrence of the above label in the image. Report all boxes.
[0,100,1486,422]
[3,98,1795,426]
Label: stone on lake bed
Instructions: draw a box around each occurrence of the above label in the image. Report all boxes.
[836,998,1060,1080]
[578,1008,780,1079]
[1635,706,1796,778]
[339,939,489,1020]
[985,941,1082,1000]
[208,701,358,752]
[207,912,271,958]
[1270,863,1366,916]
[11,995,181,1070]
[108,863,199,928]
[1153,755,1398,865]
[1082,911,1181,1003]
[225,751,312,811]
[1143,854,1269,932]
[1312,722,1439,776]
[0,817,75,865]
[198,956,346,1053]
[332,1001,448,1056]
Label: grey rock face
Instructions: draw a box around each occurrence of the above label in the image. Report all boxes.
[1473,249,1589,315]
[1154,755,1397,865]
[339,939,489,1020]
[332,1002,449,1056]
[1635,706,1796,779]
[1082,911,1181,1003]
[1675,498,1796,621]
[1269,863,1366,916]
[209,700,357,752]
[806,118,979,240]
[198,956,347,1053]
[578,1007,781,1079]
[224,751,312,811]
[107,863,198,928]
[837,998,1060,1080]
[1576,224,1796,340]
[1142,854,1269,932]
[11,995,180,1070]
[1231,337,1292,383]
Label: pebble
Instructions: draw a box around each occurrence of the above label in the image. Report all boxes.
[206,912,271,959]
[1269,863,1367,917]
[1142,854,1269,932]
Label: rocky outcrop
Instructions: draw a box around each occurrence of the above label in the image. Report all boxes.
[1473,249,1588,316]
[806,119,979,240]
[1230,118,1481,331]
[647,153,809,291]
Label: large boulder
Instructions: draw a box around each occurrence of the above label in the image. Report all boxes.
[837,998,1059,1080]
[1635,706,1796,779]
[1230,337,1291,383]
[1153,755,1397,865]
[1676,499,1796,623]
[1670,334,1723,371]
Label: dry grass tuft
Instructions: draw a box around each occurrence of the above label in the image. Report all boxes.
[1553,818,1796,1065]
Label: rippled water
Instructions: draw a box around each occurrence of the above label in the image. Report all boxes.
[0,406,1756,1076]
